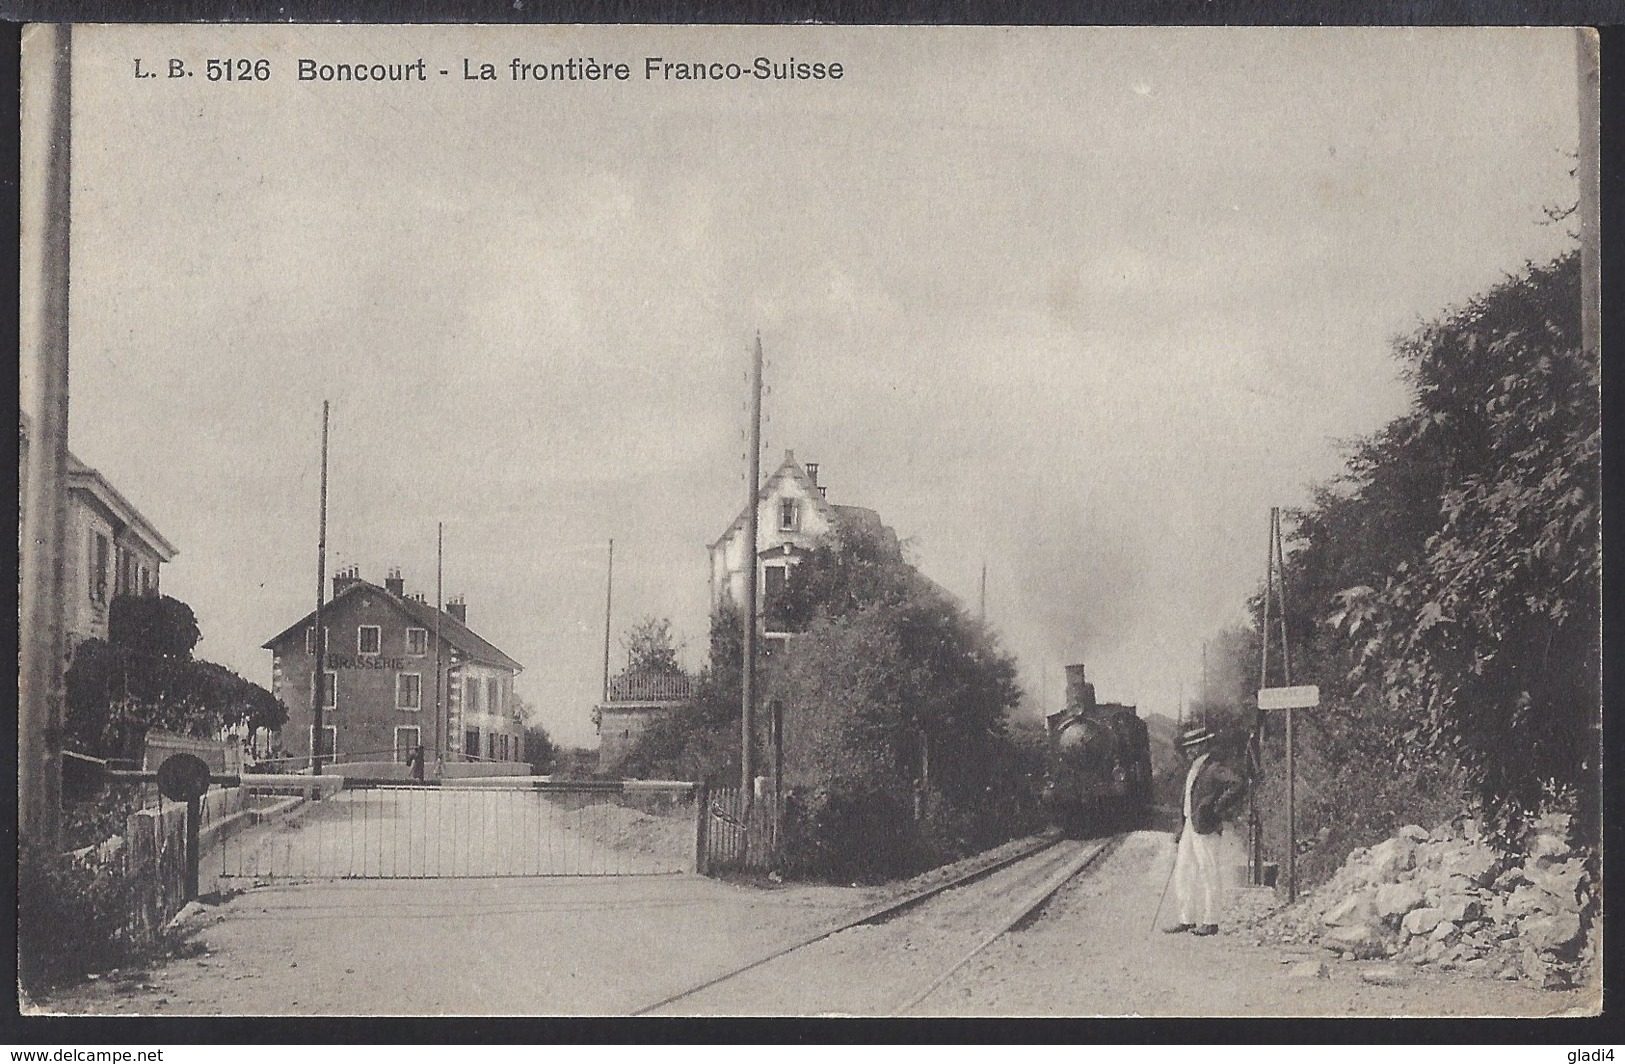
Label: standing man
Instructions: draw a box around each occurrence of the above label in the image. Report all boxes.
[1165,724,1247,936]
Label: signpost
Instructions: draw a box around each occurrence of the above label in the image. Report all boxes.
[1257,683,1319,902]
[157,753,213,902]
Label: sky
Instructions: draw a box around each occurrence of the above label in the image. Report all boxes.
[36,25,1583,747]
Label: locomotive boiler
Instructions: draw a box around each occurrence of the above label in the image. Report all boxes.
[1041,664,1153,835]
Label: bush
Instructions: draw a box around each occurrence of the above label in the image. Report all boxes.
[17,839,152,994]
[779,778,921,882]
[1254,706,1467,891]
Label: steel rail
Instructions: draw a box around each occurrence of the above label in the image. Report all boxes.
[627,831,1066,1016]
[889,832,1126,1015]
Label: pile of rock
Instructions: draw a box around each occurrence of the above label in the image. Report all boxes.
[1241,813,1595,989]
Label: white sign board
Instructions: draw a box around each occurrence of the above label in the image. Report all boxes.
[1258,685,1321,711]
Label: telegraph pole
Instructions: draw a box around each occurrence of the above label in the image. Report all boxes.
[1578,30,1600,359]
[18,23,73,850]
[1248,507,1275,886]
[311,402,330,775]
[979,560,987,621]
[1274,509,1298,902]
[602,539,614,703]
[435,521,444,762]
[741,335,764,813]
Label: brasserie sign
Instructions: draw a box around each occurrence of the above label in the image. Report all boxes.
[326,655,408,671]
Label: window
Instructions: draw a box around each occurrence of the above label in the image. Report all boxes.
[309,725,337,759]
[305,626,329,655]
[487,678,500,717]
[406,627,428,656]
[139,565,152,596]
[358,625,382,655]
[464,729,480,757]
[312,670,337,709]
[764,565,788,628]
[395,726,421,763]
[396,673,422,711]
[465,677,481,714]
[780,497,799,531]
[89,532,109,603]
[486,733,496,760]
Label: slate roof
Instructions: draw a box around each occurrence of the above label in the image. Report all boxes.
[260,579,523,673]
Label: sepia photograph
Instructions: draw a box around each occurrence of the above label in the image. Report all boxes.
[16,22,1601,1019]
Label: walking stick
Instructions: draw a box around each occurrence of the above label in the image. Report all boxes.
[1149,828,1179,933]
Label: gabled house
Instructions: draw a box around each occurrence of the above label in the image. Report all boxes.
[707,450,896,651]
[261,566,524,768]
[19,411,178,650]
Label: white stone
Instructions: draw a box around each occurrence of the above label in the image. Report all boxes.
[1323,891,1378,928]
[1360,965,1408,986]
[1521,913,1583,953]
[1402,906,1447,937]
[1287,960,1330,980]
[1376,882,1426,920]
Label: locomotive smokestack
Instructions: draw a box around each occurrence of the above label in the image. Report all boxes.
[1064,663,1096,713]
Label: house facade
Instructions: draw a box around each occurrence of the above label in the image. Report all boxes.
[596,669,694,774]
[707,450,894,649]
[262,566,525,767]
[19,412,178,650]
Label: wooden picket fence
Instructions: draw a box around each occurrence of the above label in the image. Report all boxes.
[695,784,777,875]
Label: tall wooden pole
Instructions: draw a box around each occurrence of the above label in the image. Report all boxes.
[979,560,987,621]
[1578,29,1600,362]
[742,335,764,811]
[1248,507,1275,886]
[602,539,614,703]
[311,402,330,775]
[1275,510,1298,903]
[18,23,73,850]
[435,521,444,763]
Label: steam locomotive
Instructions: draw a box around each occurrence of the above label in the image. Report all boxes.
[1041,664,1154,836]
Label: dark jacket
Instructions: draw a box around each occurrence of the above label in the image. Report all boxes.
[1187,757,1247,835]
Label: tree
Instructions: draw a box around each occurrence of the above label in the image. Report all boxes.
[617,603,743,783]
[770,520,1025,875]
[619,615,684,675]
[1330,252,1598,847]
[107,594,201,659]
[64,594,286,759]
[523,722,556,774]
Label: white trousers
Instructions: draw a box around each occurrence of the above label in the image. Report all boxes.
[1173,825,1223,926]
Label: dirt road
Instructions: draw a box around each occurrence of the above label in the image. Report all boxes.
[34,830,1593,1017]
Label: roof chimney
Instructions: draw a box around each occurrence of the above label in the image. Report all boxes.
[1064,664,1096,714]
[385,566,405,596]
[333,565,361,598]
[446,595,467,624]
[805,462,819,486]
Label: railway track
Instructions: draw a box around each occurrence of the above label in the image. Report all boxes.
[630,831,1127,1016]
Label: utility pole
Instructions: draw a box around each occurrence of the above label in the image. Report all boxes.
[1578,29,1600,360]
[979,560,987,622]
[1248,507,1275,887]
[18,23,73,851]
[435,521,444,763]
[1274,509,1298,903]
[311,402,330,776]
[741,335,764,815]
[602,539,614,703]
